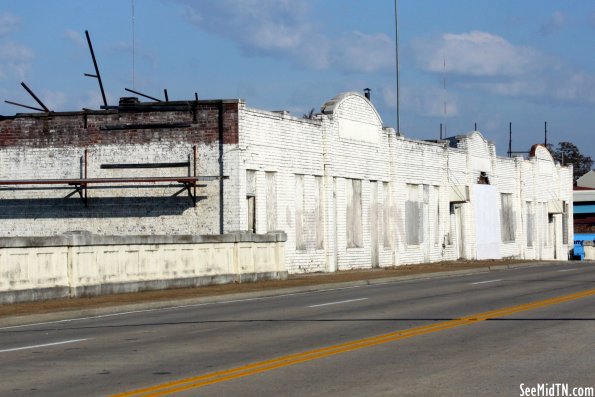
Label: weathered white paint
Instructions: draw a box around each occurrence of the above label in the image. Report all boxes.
[0,92,575,285]
[0,233,286,303]
[0,143,223,237]
[338,118,379,143]
[238,94,573,272]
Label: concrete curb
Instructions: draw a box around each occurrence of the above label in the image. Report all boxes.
[0,261,568,328]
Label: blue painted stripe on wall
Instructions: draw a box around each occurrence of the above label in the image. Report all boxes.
[574,204,595,214]
[575,234,595,244]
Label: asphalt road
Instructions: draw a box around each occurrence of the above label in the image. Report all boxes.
[0,262,594,397]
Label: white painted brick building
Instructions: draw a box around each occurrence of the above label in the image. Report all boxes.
[234,92,573,272]
[0,92,574,276]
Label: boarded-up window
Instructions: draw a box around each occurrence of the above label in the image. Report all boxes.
[383,182,391,248]
[246,170,256,233]
[423,185,429,245]
[447,203,455,246]
[541,203,549,246]
[370,181,379,266]
[265,172,277,232]
[548,213,554,247]
[526,201,534,247]
[433,185,440,245]
[406,184,422,245]
[315,176,324,249]
[346,179,363,248]
[500,193,515,242]
[295,175,305,250]
[562,201,568,244]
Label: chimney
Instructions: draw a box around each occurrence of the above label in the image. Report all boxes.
[119,97,140,109]
[364,88,371,101]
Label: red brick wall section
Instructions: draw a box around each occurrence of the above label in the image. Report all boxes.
[0,100,240,148]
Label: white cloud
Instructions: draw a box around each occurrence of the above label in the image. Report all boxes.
[539,11,565,35]
[381,85,458,118]
[64,29,85,48]
[0,62,31,80]
[0,12,20,36]
[41,90,68,111]
[175,0,393,73]
[108,41,158,67]
[551,72,595,104]
[76,89,115,110]
[0,41,34,62]
[411,30,595,106]
[473,70,595,105]
[181,0,310,52]
[79,91,103,110]
[478,80,546,98]
[0,13,33,81]
[412,31,541,77]
[590,12,595,29]
[109,41,132,53]
[332,32,394,73]
[0,41,34,80]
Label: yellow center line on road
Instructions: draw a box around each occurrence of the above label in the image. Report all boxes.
[112,287,595,397]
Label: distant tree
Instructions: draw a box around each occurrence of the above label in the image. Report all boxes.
[546,141,593,182]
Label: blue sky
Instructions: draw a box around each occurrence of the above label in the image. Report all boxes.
[1,0,594,160]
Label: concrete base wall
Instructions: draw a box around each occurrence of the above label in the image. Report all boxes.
[0,232,286,304]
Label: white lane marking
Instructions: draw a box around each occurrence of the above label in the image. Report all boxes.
[470,279,502,285]
[308,298,368,308]
[0,338,88,353]
[0,308,181,331]
[312,285,363,293]
[558,268,577,272]
[0,285,365,331]
[216,285,363,304]
[216,297,266,304]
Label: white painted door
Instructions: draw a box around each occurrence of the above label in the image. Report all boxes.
[472,184,502,260]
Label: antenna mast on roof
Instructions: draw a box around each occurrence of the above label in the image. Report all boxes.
[443,55,448,137]
[5,82,51,112]
[84,30,108,108]
[394,0,401,135]
[508,122,512,157]
[132,0,136,90]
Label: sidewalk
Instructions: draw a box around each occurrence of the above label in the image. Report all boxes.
[0,259,565,327]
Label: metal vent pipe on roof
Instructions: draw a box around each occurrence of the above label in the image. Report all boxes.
[364,88,371,101]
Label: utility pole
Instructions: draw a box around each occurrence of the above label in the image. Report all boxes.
[394,0,400,135]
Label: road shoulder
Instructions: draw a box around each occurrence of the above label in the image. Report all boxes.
[0,260,570,327]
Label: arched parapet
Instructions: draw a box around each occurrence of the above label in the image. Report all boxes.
[529,143,556,175]
[320,92,383,144]
[447,131,495,153]
[529,144,555,162]
[449,131,494,174]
